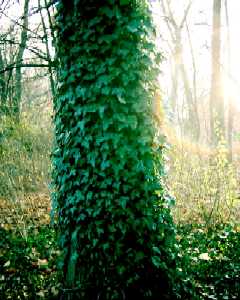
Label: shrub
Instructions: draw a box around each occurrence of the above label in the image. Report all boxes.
[0,116,52,200]
[167,133,239,225]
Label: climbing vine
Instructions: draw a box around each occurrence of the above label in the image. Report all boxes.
[53,0,177,299]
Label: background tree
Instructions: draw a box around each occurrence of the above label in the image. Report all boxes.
[53,0,177,299]
[13,0,30,120]
[224,0,233,160]
[0,0,56,120]
[210,0,224,145]
[160,0,200,141]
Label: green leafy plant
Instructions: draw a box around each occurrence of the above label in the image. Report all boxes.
[53,1,178,299]
[0,225,61,300]
[177,224,240,300]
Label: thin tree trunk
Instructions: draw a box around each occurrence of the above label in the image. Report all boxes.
[210,0,224,145]
[13,0,30,121]
[178,47,200,140]
[38,0,55,97]
[175,29,200,141]
[161,0,199,140]
[0,49,7,113]
[186,21,201,141]
[169,46,179,124]
[225,0,233,160]
[44,0,56,48]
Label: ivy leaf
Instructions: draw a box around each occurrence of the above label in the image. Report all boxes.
[120,0,130,5]
[97,74,111,87]
[78,213,86,221]
[152,256,161,268]
[152,246,161,255]
[136,251,145,261]
[71,252,78,262]
[117,265,126,275]
[97,227,104,235]
[101,160,110,170]
[119,196,128,209]
[4,260,10,267]
[100,7,114,19]
[76,86,86,99]
[128,115,138,129]
[117,95,126,104]
[99,106,105,118]
[88,16,102,27]
[127,20,140,33]
[102,86,111,95]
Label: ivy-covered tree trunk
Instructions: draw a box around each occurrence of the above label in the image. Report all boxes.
[53,1,176,299]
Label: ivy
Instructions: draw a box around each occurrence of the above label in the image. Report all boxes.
[53,0,179,299]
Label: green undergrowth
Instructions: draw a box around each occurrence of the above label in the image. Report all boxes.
[177,223,240,299]
[1,223,239,299]
[0,225,61,300]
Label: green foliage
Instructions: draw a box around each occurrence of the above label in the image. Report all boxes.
[0,116,52,199]
[0,225,61,299]
[53,1,177,299]
[177,224,240,299]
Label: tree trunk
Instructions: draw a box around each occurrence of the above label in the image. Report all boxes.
[13,0,30,121]
[178,42,200,141]
[173,30,200,141]
[225,0,233,160]
[0,49,7,113]
[161,0,200,140]
[210,0,224,145]
[53,1,176,299]
[38,0,56,98]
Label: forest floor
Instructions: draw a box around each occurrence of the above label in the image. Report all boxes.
[0,193,239,299]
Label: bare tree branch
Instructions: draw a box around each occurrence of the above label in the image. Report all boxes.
[0,62,53,74]
[0,9,44,40]
[180,0,193,29]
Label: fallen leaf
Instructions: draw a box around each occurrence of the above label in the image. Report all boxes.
[199,253,211,260]
[6,268,17,274]
[51,286,59,296]
[4,260,10,267]
[37,259,48,267]
[36,290,45,298]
